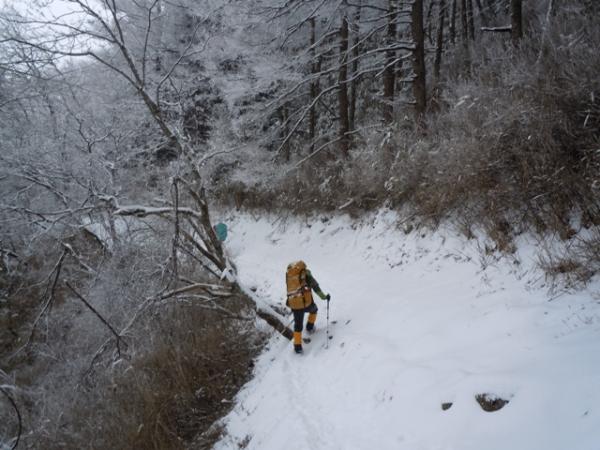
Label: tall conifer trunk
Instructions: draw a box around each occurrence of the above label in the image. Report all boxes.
[434,0,446,82]
[511,0,523,46]
[338,13,350,157]
[467,0,475,40]
[450,0,457,44]
[411,0,427,123]
[349,2,361,132]
[383,0,398,122]
[309,17,320,152]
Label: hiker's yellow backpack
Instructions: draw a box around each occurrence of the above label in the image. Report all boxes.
[286,260,313,310]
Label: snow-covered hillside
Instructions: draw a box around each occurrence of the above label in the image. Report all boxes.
[215,210,600,450]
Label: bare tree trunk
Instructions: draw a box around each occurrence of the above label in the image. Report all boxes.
[153,0,164,72]
[537,0,557,63]
[460,0,471,70]
[338,13,350,157]
[138,88,179,150]
[511,0,523,46]
[256,309,293,340]
[426,0,436,45]
[460,0,469,48]
[383,0,397,123]
[281,104,290,161]
[309,17,319,152]
[411,0,427,124]
[434,0,446,83]
[349,2,361,132]
[450,0,457,44]
[467,0,475,40]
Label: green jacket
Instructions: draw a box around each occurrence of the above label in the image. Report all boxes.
[306,270,327,300]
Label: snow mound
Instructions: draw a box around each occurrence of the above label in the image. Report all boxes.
[215,210,600,450]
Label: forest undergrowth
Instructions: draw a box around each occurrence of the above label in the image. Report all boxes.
[214,11,600,286]
[1,224,265,450]
[2,1,599,448]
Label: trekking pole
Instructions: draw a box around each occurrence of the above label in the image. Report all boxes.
[326,298,330,349]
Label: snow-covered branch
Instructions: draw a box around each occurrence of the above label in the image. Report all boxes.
[113,204,203,220]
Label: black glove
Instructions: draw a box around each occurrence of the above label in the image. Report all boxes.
[326,294,331,301]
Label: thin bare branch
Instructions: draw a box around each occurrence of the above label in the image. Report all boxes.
[65,281,125,356]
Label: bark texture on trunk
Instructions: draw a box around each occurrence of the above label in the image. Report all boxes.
[460,0,468,49]
[450,0,457,44]
[383,0,398,122]
[281,105,290,161]
[349,3,361,132]
[309,17,320,152]
[434,0,446,82]
[467,0,475,40]
[459,0,471,70]
[338,14,350,157]
[511,0,523,46]
[411,0,427,123]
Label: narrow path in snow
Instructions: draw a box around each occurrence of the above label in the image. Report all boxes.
[215,212,600,450]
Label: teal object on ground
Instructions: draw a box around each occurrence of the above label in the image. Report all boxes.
[214,222,228,241]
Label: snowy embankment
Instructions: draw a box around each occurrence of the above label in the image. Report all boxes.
[214,210,600,450]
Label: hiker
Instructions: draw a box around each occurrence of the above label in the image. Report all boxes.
[286,261,331,354]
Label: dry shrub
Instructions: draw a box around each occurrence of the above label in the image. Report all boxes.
[217,5,600,235]
[34,298,264,450]
[211,144,388,216]
[388,7,600,249]
[539,229,600,287]
[1,238,77,366]
[2,219,265,450]
[209,3,600,278]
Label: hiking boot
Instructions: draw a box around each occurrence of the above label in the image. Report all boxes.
[294,344,303,354]
[306,323,316,334]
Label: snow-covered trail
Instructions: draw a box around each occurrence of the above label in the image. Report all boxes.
[214,211,600,450]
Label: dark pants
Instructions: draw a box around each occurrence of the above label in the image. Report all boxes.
[292,302,318,332]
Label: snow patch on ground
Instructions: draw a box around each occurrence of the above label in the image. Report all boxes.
[215,210,600,450]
